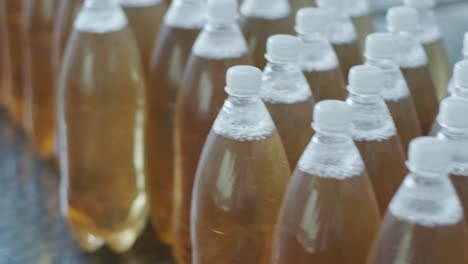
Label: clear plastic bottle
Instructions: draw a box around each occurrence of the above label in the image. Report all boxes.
[260,34,314,168]
[346,65,407,214]
[365,33,422,152]
[0,0,11,109]
[387,6,438,135]
[120,0,166,78]
[404,0,450,100]
[191,65,291,264]
[174,0,253,262]
[22,0,58,158]
[316,0,362,83]
[240,0,294,68]
[146,0,205,246]
[274,100,380,264]
[57,0,147,253]
[295,8,347,101]
[5,1,25,127]
[347,0,373,52]
[446,31,468,96]
[368,137,468,264]
[435,97,468,226]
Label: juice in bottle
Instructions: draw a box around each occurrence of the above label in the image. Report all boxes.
[274,100,380,264]
[404,0,451,100]
[365,33,422,152]
[346,65,408,214]
[295,7,347,101]
[290,0,315,15]
[58,0,147,253]
[191,65,291,264]
[368,137,468,264]
[146,0,205,245]
[387,6,438,135]
[120,0,166,77]
[348,0,373,52]
[174,0,253,262]
[435,97,468,226]
[5,1,25,127]
[316,0,362,82]
[0,0,11,109]
[22,0,58,158]
[240,0,293,68]
[260,34,314,168]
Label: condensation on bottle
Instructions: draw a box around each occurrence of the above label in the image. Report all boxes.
[386,6,438,135]
[274,100,380,264]
[146,0,206,246]
[295,7,347,101]
[191,65,291,264]
[58,0,147,253]
[368,137,468,264]
[346,65,408,214]
[260,34,314,168]
[173,0,253,262]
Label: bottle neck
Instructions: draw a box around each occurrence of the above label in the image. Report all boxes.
[452,85,468,98]
[241,0,290,19]
[346,92,397,141]
[164,0,205,29]
[213,96,276,141]
[365,57,410,101]
[297,32,338,72]
[393,31,428,68]
[416,7,441,44]
[328,8,357,44]
[437,126,468,176]
[76,0,127,33]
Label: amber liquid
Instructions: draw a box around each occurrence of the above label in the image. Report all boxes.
[423,39,451,100]
[355,136,407,214]
[333,42,362,83]
[386,97,422,153]
[451,175,468,226]
[122,2,166,78]
[290,0,315,14]
[402,66,439,135]
[174,54,253,264]
[192,131,291,264]
[0,0,10,108]
[368,212,468,264]
[265,101,314,168]
[6,1,24,127]
[352,15,374,53]
[304,67,347,102]
[146,25,200,244]
[240,16,294,68]
[274,170,380,264]
[59,27,147,253]
[23,0,58,158]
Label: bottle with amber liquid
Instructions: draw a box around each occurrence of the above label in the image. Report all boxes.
[0,0,11,109]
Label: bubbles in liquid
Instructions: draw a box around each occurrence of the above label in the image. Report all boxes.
[22,0,58,158]
[146,0,205,245]
[58,4,147,253]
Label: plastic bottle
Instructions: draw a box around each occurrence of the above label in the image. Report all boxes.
[146,0,205,246]
[404,0,451,100]
[120,0,166,77]
[260,34,314,168]
[5,1,25,127]
[346,65,407,214]
[0,0,11,109]
[295,7,347,101]
[446,31,468,96]
[191,65,291,264]
[57,0,147,253]
[174,0,253,262]
[274,100,380,264]
[316,0,362,82]
[386,6,438,135]
[365,33,422,152]
[22,0,58,158]
[368,137,468,264]
[240,0,294,68]
[435,97,468,226]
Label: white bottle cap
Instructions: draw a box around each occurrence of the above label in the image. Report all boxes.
[454,60,468,89]
[365,33,398,60]
[225,65,262,97]
[347,65,385,95]
[386,6,419,33]
[463,31,468,57]
[438,97,468,129]
[313,100,352,133]
[207,0,238,24]
[266,34,301,63]
[295,7,331,35]
[316,0,346,9]
[403,0,436,8]
[407,137,452,174]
